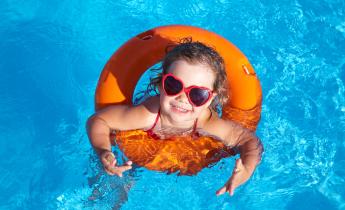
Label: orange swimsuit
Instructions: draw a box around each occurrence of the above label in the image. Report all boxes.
[114,109,235,175]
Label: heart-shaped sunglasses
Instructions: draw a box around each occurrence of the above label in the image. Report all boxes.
[162,73,214,107]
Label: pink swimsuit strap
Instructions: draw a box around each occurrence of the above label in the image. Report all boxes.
[146,108,199,139]
[146,109,161,139]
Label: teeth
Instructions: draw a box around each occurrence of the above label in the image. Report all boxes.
[172,105,189,113]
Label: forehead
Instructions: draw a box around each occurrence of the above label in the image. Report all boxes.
[167,60,215,89]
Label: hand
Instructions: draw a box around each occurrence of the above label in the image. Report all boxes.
[216,158,251,196]
[100,150,132,177]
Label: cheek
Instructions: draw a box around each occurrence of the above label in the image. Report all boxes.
[160,94,172,108]
[192,106,206,114]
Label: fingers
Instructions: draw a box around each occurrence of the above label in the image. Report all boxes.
[101,151,116,167]
[216,185,228,196]
[216,181,234,196]
[100,151,133,177]
[216,158,244,197]
[229,183,235,196]
[104,163,133,177]
[114,162,133,177]
[216,183,236,197]
[104,167,116,176]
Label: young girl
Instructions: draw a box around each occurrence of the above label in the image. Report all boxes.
[87,40,263,196]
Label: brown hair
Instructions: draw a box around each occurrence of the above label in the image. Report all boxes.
[147,38,229,111]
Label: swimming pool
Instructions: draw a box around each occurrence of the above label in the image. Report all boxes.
[0,0,344,209]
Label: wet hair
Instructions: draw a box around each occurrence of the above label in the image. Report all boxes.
[147,37,229,111]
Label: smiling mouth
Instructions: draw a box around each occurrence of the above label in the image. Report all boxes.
[171,104,191,113]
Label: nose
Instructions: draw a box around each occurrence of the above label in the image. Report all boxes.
[175,91,190,104]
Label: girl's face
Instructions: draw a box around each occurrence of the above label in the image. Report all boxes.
[159,60,217,125]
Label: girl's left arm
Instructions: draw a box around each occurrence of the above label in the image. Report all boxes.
[216,120,263,196]
[226,121,263,174]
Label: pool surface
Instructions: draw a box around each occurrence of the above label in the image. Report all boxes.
[0,0,344,209]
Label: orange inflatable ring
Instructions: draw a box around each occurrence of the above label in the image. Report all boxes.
[95,25,262,175]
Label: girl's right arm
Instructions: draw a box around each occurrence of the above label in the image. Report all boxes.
[87,102,156,152]
[86,100,157,175]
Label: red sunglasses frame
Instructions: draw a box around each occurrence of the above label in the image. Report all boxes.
[162,73,214,107]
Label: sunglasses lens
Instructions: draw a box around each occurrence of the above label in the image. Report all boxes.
[164,76,183,95]
[189,88,210,106]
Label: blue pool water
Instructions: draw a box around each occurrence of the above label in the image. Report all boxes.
[1,0,345,209]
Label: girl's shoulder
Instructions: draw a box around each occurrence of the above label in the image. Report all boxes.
[94,96,160,131]
[200,111,227,139]
[135,96,160,129]
[200,110,245,142]
[140,95,160,114]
